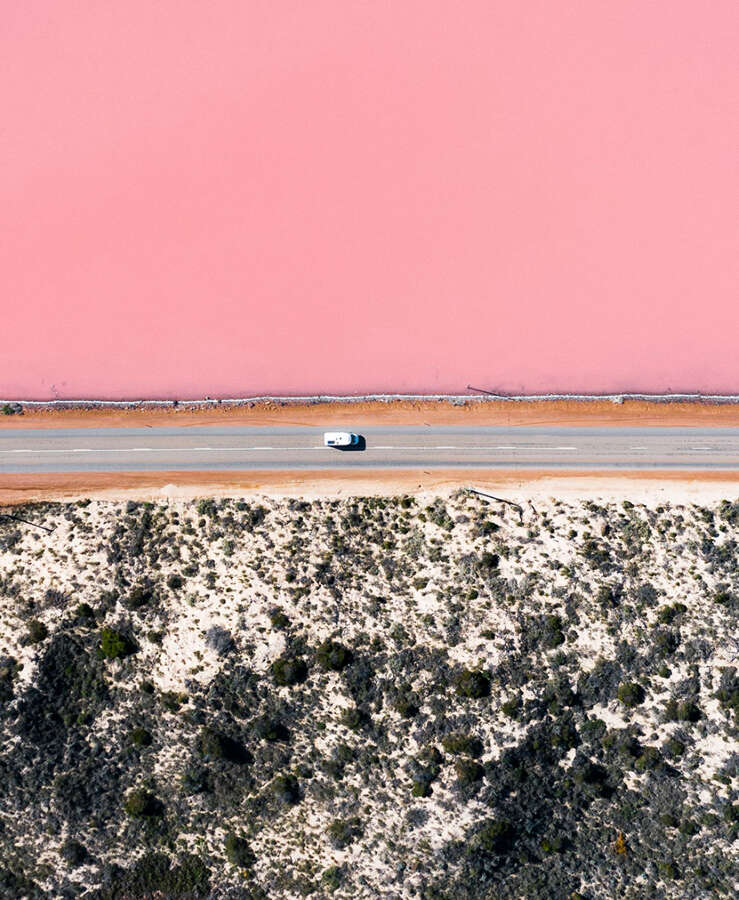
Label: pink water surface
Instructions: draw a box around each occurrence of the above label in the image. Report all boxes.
[2,2,737,399]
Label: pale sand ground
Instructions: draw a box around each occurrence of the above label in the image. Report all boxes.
[1,469,738,507]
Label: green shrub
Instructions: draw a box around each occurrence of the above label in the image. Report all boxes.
[197,727,249,763]
[73,602,96,625]
[455,669,490,699]
[271,774,300,805]
[129,727,153,747]
[471,819,513,854]
[161,690,187,711]
[501,694,522,718]
[665,698,702,722]
[441,733,483,757]
[455,758,484,785]
[254,717,289,742]
[272,655,308,686]
[224,833,254,867]
[196,498,217,518]
[656,602,687,624]
[634,746,663,773]
[98,627,134,660]
[125,585,155,610]
[124,789,162,818]
[269,608,290,630]
[411,780,432,797]
[26,620,48,644]
[617,682,645,707]
[392,694,419,718]
[327,817,362,849]
[480,551,499,570]
[722,802,739,823]
[99,852,209,898]
[321,865,344,891]
[60,839,87,867]
[316,640,352,671]
[658,861,679,879]
[339,706,367,731]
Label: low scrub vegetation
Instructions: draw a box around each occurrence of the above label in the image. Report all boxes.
[0,494,736,898]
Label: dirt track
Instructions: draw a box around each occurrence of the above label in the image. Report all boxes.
[1,468,738,508]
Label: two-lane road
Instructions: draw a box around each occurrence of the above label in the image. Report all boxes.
[1,426,739,472]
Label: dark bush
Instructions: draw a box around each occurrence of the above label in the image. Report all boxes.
[340,706,368,731]
[271,774,300,805]
[656,602,687,624]
[60,840,87,867]
[204,626,234,656]
[73,602,97,625]
[471,819,513,854]
[272,655,308,686]
[441,733,483,757]
[25,619,48,644]
[269,608,290,630]
[197,727,249,764]
[392,694,419,718]
[124,789,163,818]
[455,669,490,698]
[224,834,255,868]
[321,865,345,891]
[455,758,484,785]
[124,584,156,610]
[664,698,702,722]
[129,727,153,747]
[327,817,362,849]
[99,627,134,660]
[166,573,184,591]
[254,717,289,742]
[99,852,210,899]
[617,682,645,707]
[480,551,499,570]
[316,640,352,671]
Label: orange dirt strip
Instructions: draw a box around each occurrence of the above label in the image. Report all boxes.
[3,398,739,430]
[2,469,739,508]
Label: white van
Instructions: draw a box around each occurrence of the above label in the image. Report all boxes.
[323,432,360,448]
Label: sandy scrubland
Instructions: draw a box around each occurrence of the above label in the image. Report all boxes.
[0,493,737,898]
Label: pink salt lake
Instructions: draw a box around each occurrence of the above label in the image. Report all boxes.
[2,2,737,399]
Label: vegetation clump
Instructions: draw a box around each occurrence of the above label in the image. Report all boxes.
[272,655,308,686]
[617,681,645,707]
[316,639,352,671]
[98,627,134,660]
[25,619,48,644]
[327,817,362,849]
[455,669,490,698]
[123,789,163,818]
[224,834,255,867]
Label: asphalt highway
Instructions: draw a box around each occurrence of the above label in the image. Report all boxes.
[1,426,738,472]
